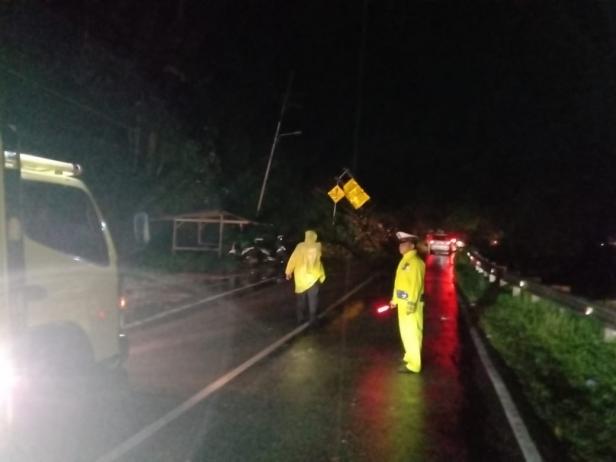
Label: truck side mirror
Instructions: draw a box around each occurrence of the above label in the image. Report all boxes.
[133,212,150,248]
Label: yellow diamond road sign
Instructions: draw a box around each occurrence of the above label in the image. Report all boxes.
[343,178,370,209]
[328,185,345,203]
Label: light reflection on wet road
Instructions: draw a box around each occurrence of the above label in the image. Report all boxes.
[5,258,523,461]
[139,255,515,461]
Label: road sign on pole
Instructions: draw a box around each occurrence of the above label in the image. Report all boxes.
[327,185,345,203]
[327,170,370,223]
[342,178,370,209]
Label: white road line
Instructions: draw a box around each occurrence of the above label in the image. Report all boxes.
[457,292,543,462]
[124,277,277,329]
[96,274,378,462]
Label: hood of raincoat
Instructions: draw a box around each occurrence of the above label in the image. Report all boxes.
[304,230,318,244]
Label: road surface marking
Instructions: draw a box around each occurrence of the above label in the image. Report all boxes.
[96,274,378,462]
[457,289,543,462]
[124,277,277,329]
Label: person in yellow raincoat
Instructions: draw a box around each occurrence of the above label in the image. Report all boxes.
[285,230,326,325]
[390,231,426,373]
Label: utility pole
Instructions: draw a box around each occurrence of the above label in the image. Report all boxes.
[256,71,299,216]
[352,0,369,172]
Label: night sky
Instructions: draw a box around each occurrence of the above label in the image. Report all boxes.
[8,1,616,246]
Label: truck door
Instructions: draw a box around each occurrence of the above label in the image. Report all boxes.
[20,179,119,362]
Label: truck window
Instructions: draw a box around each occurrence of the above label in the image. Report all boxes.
[21,180,109,266]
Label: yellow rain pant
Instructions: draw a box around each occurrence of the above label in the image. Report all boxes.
[398,300,424,372]
[391,249,425,372]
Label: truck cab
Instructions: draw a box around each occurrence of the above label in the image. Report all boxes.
[15,152,124,362]
[0,151,125,421]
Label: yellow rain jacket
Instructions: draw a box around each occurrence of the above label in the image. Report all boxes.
[391,249,425,372]
[285,230,326,293]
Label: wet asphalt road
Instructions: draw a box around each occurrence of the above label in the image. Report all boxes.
[6,256,524,461]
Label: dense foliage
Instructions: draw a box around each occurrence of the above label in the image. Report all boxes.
[456,254,616,461]
[0,1,385,259]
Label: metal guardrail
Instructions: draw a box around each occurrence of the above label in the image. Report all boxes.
[465,250,616,335]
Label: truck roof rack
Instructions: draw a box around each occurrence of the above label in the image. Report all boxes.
[4,151,82,177]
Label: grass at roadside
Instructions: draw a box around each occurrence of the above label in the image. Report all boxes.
[455,253,616,461]
[454,253,489,304]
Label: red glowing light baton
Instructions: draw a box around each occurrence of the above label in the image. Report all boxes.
[376,303,397,315]
[376,305,390,314]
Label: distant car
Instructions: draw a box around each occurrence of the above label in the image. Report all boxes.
[428,233,456,255]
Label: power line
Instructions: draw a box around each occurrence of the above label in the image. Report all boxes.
[0,61,130,130]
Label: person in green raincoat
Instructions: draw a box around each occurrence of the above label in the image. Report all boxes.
[390,231,426,373]
[285,230,326,325]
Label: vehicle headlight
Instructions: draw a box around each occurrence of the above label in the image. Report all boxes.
[0,348,17,400]
[0,346,19,426]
